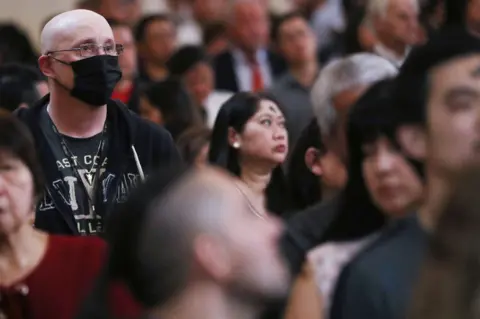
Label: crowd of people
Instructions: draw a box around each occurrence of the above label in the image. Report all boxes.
[2,0,480,318]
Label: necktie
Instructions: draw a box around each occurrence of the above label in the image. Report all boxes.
[251,62,264,92]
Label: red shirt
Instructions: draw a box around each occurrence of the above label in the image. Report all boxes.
[0,235,141,319]
[112,84,134,104]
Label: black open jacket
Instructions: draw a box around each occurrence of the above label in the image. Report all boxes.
[16,95,181,235]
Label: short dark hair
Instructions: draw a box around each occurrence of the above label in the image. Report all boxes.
[176,126,211,165]
[106,18,131,30]
[0,114,44,201]
[202,22,227,46]
[394,27,480,126]
[134,14,174,43]
[271,11,306,44]
[166,45,211,77]
[0,63,44,112]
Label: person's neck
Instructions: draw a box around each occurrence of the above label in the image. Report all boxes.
[289,60,319,88]
[417,169,451,233]
[152,283,258,319]
[115,78,133,92]
[321,184,339,202]
[0,224,48,286]
[144,61,169,82]
[48,87,107,139]
[377,39,408,59]
[240,164,272,195]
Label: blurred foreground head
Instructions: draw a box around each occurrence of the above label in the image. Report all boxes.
[78,165,289,318]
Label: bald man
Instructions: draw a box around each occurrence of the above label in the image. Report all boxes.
[213,0,286,92]
[16,9,180,236]
[80,165,291,318]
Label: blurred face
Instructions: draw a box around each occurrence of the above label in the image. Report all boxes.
[139,96,163,125]
[362,136,423,217]
[0,151,35,235]
[184,62,214,106]
[235,99,288,166]
[375,0,420,47]
[98,0,142,25]
[141,19,176,64]
[221,183,290,301]
[468,0,480,35]
[278,17,317,65]
[112,25,137,80]
[193,0,228,23]
[40,17,116,91]
[230,2,269,53]
[425,54,480,176]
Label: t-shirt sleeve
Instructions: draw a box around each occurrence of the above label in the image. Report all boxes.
[330,262,390,319]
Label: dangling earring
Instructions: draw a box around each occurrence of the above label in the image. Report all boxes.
[233,141,241,149]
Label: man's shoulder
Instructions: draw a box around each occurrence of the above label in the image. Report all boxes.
[345,215,427,276]
[288,196,341,240]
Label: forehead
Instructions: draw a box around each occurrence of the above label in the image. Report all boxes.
[255,99,283,115]
[429,54,480,95]
[57,21,114,48]
[389,0,417,12]
[235,3,265,19]
[280,17,308,34]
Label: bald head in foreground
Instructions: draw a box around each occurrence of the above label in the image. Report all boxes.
[77,165,290,319]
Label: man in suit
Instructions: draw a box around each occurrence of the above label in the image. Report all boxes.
[213,0,286,92]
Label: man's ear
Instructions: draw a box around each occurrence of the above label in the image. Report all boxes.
[305,147,322,176]
[193,234,232,283]
[396,124,427,160]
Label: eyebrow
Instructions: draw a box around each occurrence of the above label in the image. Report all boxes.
[71,38,97,48]
[444,86,480,103]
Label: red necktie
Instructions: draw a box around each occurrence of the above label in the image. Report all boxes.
[252,63,264,92]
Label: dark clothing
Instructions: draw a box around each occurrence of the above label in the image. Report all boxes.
[0,235,140,319]
[330,214,429,319]
[16,94,180,235]
[213,49,287,92]
[39,108,110,235]
[280,195,341,275]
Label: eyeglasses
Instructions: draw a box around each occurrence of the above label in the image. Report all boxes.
[47,43,124,58]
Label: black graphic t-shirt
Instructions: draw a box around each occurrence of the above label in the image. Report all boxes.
[40,110,109,235]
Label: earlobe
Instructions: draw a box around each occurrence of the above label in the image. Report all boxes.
[38,55,54,78]
[228,127,240,149]
[305,147,323,176]
[396,125,427,160]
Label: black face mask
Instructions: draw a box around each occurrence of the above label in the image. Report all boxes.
[54,55,122,106]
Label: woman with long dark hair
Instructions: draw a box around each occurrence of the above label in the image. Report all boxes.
[209,92,291,217]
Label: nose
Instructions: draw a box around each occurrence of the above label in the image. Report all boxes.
[273,125,287,141]
[375,150,395,174]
